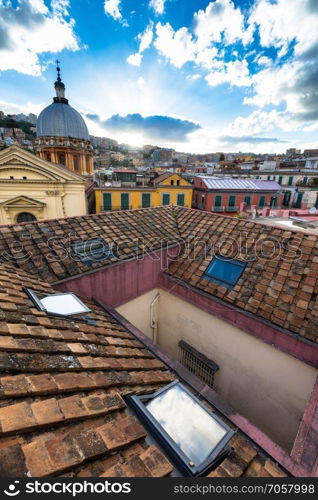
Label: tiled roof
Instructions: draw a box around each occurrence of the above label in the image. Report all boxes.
[0,262,286,477]
[0,206,181,283]
[169,208,318,343]
[0,206,317,342]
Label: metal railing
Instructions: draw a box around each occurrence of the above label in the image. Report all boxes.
[178,340,219,389]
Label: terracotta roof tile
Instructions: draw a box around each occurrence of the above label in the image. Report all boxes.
[0,206,181,283]
[167,208,318,343]
[0,261,287,477]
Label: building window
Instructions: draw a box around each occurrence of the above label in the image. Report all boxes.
[142,193,151,208]
[126,381,234,476]
[103,193,112,211]
[170,179,174,185]
[270,196,278,208]
[26,289,90,317]
[267,175,271,180]
[73,155,80,171]
[179,340,219,389]
[177,193,185,206]
[227,195,236,211]
[203,255,247,289]
[213,195,222,212]
[303,177,308,185]
[244,195,251,208]
[16,212,37,223]
[288,176,293,186]
[86,155,91,172]
[259,195,266,208]
[58,153,66,165]
[283,191,291,206]
[278,176,283,185]
[162,193,171,205]
[45,153,51,162]
[177,179,180,186]
[121,193,129,210]
[71,238,114,264]
[295,192,303,208]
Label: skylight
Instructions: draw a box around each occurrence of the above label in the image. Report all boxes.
[126,381,234,476]
[71,238,114,265]
[203,255,246,289]
[26,289,91,317]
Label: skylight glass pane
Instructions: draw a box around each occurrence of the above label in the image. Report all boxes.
[39,293,90,316]
[72,238,113,263]
[206,257,244,285]
[146,384,227,466]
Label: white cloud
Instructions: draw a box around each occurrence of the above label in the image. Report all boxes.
[139,22,154,52]
[127,22,154,67]
[225,109,299,137]
[126,52,143,67]
[186,74,201,81]
[154,23,196,68]
[104,0,122,20]
[256,55,272,67]
[194,0,253,48]
[150,0,165,15]
[153,1,253,86]
[0,98,44,116]
[249,0,318,57]
[0,0,79,76]
[206,59,251,87]
[137,76,145,89]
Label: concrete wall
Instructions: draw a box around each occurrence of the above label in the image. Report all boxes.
[117,289,160,340]
[117,288,318,452]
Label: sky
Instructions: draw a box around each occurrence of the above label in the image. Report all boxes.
[1,0,318,154]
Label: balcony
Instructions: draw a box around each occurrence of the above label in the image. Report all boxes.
[212,206,239,213]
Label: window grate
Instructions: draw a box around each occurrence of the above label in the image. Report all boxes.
[178,340,219,389]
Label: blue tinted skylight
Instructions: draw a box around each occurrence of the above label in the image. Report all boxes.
[204,255,246,289]
[71,238,114,265]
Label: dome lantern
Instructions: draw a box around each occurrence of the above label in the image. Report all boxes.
[54,60,68,103]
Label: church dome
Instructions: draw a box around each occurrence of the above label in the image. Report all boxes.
[36,102,89,141]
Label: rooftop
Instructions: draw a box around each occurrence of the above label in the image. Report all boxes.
[0,206,317,344]
[197,176,282,191]
[0,262,286,478]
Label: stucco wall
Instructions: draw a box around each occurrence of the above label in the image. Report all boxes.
[117,288,160,339]
[117,288,317,452]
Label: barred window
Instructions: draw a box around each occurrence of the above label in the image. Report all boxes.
[179,340,219,388]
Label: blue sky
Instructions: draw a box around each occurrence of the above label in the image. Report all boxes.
[1,0,318,153]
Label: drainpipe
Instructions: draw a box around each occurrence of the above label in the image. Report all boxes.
[150,293,160,344]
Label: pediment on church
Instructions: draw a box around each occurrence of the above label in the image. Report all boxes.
[0,195,46,209]
[0,146,85,183]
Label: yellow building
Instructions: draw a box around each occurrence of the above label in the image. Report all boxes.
[0,145,87,224]
[95,172,193,212]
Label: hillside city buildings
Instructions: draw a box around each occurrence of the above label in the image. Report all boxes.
[0,64,317,480]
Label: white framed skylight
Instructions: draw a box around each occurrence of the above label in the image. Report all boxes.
[26,289,91,317]
[126,381,234,476]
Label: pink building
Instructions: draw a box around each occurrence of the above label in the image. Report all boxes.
[193,176,284,213]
